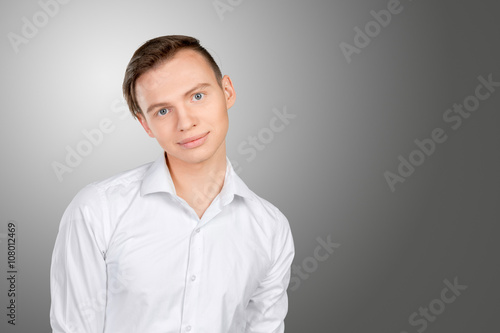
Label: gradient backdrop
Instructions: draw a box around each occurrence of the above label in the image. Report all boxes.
[1,0,499,332]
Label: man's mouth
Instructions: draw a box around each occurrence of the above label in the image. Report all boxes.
[178,131,210,148]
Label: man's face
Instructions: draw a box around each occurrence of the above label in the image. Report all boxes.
[135,49,235,165]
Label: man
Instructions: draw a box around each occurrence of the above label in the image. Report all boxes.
[50,35,295,333]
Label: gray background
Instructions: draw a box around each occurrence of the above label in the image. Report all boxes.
[1,0,499,332]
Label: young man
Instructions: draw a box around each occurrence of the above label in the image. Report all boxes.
[50,35,295,333]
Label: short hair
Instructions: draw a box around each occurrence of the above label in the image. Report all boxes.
[122,35,223,118]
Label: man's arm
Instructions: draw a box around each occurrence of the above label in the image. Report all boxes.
[50,185,108,333]
[245,208,295,333]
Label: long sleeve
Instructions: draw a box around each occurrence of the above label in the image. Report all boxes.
[50,185,108,333]
[245,209,295,333]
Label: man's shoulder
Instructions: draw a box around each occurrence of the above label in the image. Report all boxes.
[239,189,293,249]
[93,160,153,190]
[72,160,154,204]
[236,183,289,229]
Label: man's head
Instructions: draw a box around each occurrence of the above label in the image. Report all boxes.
[123,35,224,119]
[122,35,236,165]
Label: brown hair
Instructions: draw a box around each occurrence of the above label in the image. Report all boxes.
[122,35,223,118]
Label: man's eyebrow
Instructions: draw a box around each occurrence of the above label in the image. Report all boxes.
[184,83,211,97]
[146,83,212,114]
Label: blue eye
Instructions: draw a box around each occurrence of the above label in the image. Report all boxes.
[193,93,204,101]
[158,108,169,116]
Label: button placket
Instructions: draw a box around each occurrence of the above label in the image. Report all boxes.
[180,224,204,332]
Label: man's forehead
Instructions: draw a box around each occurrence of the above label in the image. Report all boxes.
[137,49,213,88]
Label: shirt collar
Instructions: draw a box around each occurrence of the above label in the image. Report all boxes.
[140,152,254,202]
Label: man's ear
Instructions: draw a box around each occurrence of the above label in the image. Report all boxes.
[137,113,155,138]
[222,75,236,109]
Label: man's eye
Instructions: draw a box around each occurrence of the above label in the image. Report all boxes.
[157,108,169,116]
[193,93,205,101]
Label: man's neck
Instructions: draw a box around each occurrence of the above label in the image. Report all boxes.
[165,146,227,218]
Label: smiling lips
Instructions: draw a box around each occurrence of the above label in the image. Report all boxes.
[178,131,210,149]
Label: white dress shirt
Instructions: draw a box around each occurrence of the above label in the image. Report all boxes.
[50,153,295,333]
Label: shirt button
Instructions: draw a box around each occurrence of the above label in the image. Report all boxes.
[195,228,200,233]
[191,275,196,281]
[186,325,192,331]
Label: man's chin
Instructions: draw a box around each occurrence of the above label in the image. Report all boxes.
[164,149,214,166]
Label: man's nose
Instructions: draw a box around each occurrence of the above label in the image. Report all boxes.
[176,105,198,131]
